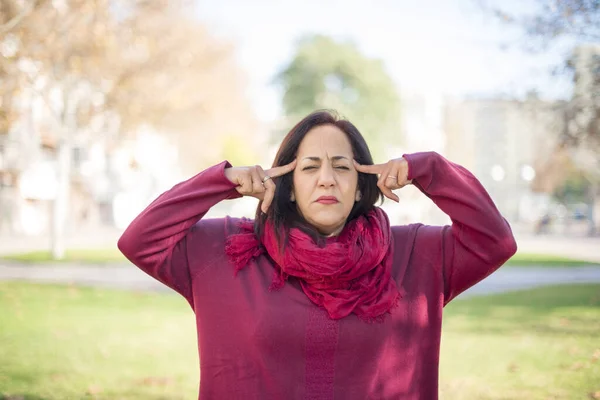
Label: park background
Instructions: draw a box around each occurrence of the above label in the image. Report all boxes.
[1,0,599,399]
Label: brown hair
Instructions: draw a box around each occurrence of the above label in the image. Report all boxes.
[254,110,383,246]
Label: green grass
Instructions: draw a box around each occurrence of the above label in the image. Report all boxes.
[1,283,599,399]
[505,252,600,267]
[0,283,197,400]
[440,284,600,399]
[3,248,599,268]
[1,248,126,264]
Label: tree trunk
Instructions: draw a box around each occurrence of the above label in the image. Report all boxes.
[51,138,72,260]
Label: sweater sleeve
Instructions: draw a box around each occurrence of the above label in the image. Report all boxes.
[403,152,517,304]
[117,161,242,307]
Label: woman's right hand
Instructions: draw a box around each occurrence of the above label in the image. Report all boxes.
[224,159,297,213]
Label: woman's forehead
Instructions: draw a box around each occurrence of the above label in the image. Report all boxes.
[297,125,353,156]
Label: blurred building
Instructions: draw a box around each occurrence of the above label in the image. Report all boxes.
[569,44,600,234]
[572,44,600,102]
[0,134,20,234]
[443,95,567,224]
[0,84,185,236]
[400,90,445,154]
[378,90,450,227]
[568,44,600,179]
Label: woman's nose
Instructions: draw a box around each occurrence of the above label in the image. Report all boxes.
[317,165,336,187]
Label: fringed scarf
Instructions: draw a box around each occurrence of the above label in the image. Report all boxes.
[225,208,400,322]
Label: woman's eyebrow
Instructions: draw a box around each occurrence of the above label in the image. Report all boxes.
[302,156,350,161]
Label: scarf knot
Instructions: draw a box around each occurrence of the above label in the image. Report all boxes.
[225,208,400,322]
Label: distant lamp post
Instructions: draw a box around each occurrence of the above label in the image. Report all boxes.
[491,165,505,182]
[520,165,536,182]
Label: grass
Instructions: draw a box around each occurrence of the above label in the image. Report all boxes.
[1,283,599,399]
[505,252,600,267]
[1,248,126,264]
[440,284,600,399]
[3,248,599,268]
[0,283,197,399]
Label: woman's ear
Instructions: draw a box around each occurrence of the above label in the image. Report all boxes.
[355,190,362,202]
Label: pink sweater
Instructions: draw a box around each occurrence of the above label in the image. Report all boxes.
[118,151,517,400]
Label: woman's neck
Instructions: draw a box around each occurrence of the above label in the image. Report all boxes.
[320,223,345,237]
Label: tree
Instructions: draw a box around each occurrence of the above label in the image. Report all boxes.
[480,0,600,235]
[479,0,600,46]
[274,34,401,160]
[0,0,256,257]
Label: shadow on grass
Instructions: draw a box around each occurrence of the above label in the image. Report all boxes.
[0,395,49,400]
[445,284,600,337]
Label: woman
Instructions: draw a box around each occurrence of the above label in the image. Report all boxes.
[118,110,517,400]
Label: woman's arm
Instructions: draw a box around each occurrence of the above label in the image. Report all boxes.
[403,151,517,304]
[117,159,296,307]
[117,161,241,306]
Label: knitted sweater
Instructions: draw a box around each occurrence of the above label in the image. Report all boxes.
[118,151,517,399]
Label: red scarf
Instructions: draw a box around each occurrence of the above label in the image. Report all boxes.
[225,208,400,322]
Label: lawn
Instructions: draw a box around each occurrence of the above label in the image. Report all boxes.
[0,284,198,399]
[1,248,126,264]
[440,284,600,399]
[505,252,600,267]
[1,283,599,399]
[3,248,599,268]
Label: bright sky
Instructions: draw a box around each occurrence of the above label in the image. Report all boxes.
[195,0,571,123]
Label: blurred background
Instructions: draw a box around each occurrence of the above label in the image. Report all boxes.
[1,1,599,399]
[0,0,599,255]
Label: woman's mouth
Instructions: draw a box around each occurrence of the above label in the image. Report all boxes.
[316,196,339,204]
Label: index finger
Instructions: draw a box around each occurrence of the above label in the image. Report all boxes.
[266,159,297,178]
[261,178,276,213]
[353,160,386,175]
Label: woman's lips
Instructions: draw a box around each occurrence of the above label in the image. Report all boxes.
[316,196,339,204]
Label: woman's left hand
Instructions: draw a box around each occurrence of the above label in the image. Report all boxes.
[353,158,412,203]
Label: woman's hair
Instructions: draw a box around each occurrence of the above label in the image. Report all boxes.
[254,109,383,246]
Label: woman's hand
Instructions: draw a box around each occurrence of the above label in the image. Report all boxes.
[353,158,412,203]
[224,160,297,213]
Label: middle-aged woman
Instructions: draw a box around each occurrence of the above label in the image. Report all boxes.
[118,109,517,400]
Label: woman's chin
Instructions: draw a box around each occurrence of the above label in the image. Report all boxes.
[308,217,346,236]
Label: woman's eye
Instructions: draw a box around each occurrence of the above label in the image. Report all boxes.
[302,165,349,171]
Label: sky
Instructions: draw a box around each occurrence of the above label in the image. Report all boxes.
[194,0,572,123]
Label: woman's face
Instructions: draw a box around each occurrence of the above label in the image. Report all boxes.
[292,124,359,236]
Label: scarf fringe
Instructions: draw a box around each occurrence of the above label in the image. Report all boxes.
[355,290,402,324]
[268,269,287,292]
[225,230,263,276]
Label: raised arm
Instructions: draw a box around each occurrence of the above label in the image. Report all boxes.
[403,151,517,303]
[117,161,241,305]
[355,152,517,304]
[117,159,297,306]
